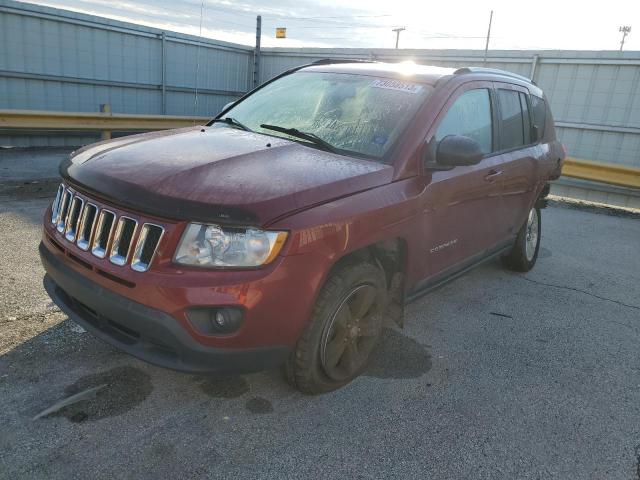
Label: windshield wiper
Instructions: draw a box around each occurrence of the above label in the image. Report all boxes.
[260,124,337,153]
[211,117,252,132]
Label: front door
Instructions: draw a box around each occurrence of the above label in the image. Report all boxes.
[416,84,505,284]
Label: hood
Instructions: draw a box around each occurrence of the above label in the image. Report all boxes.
[62,126,393,226]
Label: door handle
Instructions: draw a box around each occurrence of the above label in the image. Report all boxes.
[484,170,503,182]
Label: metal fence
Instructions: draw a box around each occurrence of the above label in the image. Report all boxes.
[2,0,640,175]
[0,0,252,146]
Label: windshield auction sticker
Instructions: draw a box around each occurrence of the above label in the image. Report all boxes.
[370,79,423,94]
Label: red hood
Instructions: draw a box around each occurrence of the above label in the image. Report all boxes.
[62,126,393,226]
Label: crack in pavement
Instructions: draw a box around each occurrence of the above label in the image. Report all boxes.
[516,275,640,311]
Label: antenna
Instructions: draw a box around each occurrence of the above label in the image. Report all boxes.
[392,27,405,49]
[619,26,631,51]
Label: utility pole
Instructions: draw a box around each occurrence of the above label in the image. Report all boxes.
[253,15,261,88]
[619,26,631,51]
[392,27,405,49]
[483,10,493,64]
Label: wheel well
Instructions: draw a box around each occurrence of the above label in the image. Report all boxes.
[326,238,408,327]
[330,238,408,291]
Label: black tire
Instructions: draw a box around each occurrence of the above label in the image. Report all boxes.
[502,205,541,272]
[285,261,388,394]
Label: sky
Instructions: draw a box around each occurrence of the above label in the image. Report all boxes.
[22,0,640,51]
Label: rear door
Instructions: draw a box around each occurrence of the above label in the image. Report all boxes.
[416,82,505,283]
[493,83,542,237]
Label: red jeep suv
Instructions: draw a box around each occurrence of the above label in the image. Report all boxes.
[40,60,564,393]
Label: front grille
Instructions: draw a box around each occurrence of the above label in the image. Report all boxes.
[131,224,164,272]
[109,217,137,265]
[91,210,115,259]
[77,203,98,251]
[56,189,72,233]
[49,184,165,272]
[64,196,84,242]
[51,184,64,224]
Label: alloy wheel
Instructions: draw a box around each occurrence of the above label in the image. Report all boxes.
[320,284,382,381]
[525,208,539,262]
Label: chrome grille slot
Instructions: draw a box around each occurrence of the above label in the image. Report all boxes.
[131,224,164,272]
[91,210,115,259]
[76,203,98,251]
[109,217,137,266]
[56,189,72,233]
[49,184,165,273]
[64,196,84,242]
[51,184,64,224]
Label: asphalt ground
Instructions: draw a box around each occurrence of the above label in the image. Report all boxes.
[0,165,639,478]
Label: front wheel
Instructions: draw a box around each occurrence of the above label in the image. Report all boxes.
[502,206,541,272]
[285,261,387,394]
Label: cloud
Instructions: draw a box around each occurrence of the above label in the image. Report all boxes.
[20,0,640,50]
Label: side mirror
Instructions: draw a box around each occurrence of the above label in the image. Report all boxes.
[436,135,483,167]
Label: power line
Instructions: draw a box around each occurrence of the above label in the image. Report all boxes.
[277,14,392,20]
[275,24,400,29]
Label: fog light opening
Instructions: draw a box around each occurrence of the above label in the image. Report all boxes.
[187,307,244,335]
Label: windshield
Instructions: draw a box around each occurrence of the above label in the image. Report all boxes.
[220,71,432,161]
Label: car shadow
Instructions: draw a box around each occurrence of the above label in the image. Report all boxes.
[1,315,433,426]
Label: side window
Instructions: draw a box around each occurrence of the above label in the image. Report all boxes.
[435,89,493,155]
[519,92,532,145]
[497,89,525,150]
[530,94,547,141]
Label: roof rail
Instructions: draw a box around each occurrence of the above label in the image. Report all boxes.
[310,58,377,66]
[454,67,535,85]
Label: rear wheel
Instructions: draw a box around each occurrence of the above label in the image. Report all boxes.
[285,261,387,394]
[502,206,541,272]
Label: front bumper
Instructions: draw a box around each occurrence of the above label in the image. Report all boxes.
[40,242,291,373]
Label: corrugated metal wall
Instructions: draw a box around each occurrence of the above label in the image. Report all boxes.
[2,0,640,172]
[0,0,252,146]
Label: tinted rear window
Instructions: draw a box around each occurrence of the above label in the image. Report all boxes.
[530,94,547,140]
[519,92,532,145]
[497,89,525,150]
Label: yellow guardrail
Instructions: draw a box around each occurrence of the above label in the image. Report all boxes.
[1,109,639,189]
[562,157,640,189]
[0,109,209,139]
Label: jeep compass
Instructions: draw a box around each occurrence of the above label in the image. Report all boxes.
[40,60,565,393]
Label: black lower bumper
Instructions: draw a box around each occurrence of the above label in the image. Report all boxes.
[40,242,291,374]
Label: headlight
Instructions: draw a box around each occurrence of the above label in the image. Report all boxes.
[174,223,288,268]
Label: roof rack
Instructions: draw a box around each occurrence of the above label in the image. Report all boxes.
[310,58,377,66]
[454,67,535,85]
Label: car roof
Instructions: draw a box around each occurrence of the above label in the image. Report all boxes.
[299,60,541,94]
[300,61,457,85]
